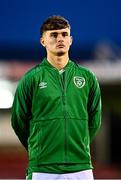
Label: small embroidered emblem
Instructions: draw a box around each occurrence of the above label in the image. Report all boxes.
[73,76,85,88]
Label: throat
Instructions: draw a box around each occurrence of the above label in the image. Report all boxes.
[47,56,69,70]
[56,59,67,69]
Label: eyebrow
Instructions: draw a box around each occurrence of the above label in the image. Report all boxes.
[50,31,69,35]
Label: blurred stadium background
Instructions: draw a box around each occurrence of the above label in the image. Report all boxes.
[0,0,121,179]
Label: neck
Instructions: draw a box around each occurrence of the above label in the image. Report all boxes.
[47,54,69,70]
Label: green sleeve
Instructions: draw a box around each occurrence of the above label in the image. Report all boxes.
[11,75,32,150]
[88,73,102,143]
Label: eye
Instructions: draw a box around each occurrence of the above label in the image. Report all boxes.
[50,33,58,38]
[62,32,68,37]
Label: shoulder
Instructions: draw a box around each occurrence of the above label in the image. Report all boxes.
[73,60,97,78]
[71,60,100,88]
[17,61,45,89]
[20,61,44,81]
[24,62,43,79]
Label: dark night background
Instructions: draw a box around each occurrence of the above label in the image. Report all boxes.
[0,0,121,61]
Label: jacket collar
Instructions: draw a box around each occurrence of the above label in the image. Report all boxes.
[41,57,74,70]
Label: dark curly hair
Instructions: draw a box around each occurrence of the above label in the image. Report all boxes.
[40,15,71,36]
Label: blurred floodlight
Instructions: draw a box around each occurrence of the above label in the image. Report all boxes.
[0,88,14,109]
[0,79,15,109]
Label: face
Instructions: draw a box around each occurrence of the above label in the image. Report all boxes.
[40,28,72,56]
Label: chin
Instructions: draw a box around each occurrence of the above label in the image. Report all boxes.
[56,51,65,56]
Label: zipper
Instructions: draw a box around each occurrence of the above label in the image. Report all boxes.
[58,70,68,162]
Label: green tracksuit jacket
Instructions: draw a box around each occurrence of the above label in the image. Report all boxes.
[11,58,101,177]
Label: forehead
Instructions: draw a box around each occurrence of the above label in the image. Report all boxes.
[44,28,70,36]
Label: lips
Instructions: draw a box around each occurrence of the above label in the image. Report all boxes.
[56,44,65,48]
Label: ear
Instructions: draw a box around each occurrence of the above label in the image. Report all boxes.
[70,36,73,45]
[40,37,46,47]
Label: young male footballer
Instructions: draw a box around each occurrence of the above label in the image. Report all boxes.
[11,15,101,180]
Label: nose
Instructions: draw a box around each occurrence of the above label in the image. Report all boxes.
[57,34,64,41]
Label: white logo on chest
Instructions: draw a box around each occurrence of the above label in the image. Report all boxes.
[39,82,47,89]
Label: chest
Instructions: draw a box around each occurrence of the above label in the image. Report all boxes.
[32,69,89,104]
